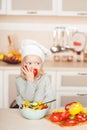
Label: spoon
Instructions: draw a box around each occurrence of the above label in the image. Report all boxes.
[33,99,56,106]
[43,99,56,105]
[50,28,61,53]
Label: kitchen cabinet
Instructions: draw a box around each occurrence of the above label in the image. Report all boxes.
[0,0,6,14]
[3,69,20,108]
[58,0,87,16]
[44,70,56,112]
[56,71,87,109]
[0,70,3,108]
[7,0,57,15]
[1,0,87,16]
[56,92,87,109]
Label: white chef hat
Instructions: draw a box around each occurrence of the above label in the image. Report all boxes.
[21,39,52,62]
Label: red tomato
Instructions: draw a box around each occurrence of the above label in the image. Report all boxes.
[75,113,87,122]
[33,68,38,77]
[65,102,77,111]
[41,104,48,109]
[50,113,62,122]
[62,119,78,126]
[61,111,70,120]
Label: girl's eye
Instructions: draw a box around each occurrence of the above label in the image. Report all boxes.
[35,62,40,65]
[27,62,32,65]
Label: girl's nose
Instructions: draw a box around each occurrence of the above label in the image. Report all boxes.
[31,64,35,69]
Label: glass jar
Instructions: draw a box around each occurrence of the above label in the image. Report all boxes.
[83,52,87,62]
[53,55,60,62]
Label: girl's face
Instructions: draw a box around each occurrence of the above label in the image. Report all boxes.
[23,55,43,73]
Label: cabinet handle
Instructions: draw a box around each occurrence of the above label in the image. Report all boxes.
[27,11,37,14]
[78,73,87,75]
[77,93,87,96]
[77,13,87,16]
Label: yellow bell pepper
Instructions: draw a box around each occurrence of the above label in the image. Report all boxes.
[68,102,83,116]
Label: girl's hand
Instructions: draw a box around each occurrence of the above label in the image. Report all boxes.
[21,64,34,81]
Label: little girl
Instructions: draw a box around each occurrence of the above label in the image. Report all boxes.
[11,40,54,108]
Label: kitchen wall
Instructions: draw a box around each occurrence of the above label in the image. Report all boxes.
[0,15,87,57]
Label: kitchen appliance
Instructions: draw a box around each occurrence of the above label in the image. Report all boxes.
[72,32,87,61]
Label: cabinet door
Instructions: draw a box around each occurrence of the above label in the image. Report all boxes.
[0,0,6,14]
[7,0,57,15]
[3,69,20,108]
[56,71,87,91]
[0,71,3,108]
[44,70,56,112]
[58,0,87,16]
[56,92,87,109]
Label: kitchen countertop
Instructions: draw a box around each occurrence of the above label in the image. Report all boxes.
[0,60,87,71]
[0,61,21,70]
[1,109,87,130]
[44,60,87,71]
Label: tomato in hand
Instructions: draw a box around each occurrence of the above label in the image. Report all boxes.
[33,68,38,77]
[23,66,38,77]
[50,113,62,122]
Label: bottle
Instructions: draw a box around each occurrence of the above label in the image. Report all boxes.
[83,43,87,62]
[8,35,15,52]
[83,50,87,62]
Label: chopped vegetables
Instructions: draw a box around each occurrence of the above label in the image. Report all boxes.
[21,100,48,110]
[49,102,87,127]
